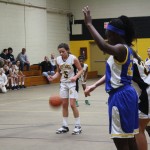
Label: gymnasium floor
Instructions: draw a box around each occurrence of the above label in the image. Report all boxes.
[0,79,149,150]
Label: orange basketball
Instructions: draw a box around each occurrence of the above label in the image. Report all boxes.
[49,95,62,107]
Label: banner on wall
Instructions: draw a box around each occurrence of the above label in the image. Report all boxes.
[104,22,109,29]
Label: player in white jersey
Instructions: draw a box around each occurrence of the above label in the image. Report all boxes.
[131,50,150,150]
[145,48,150,73]
[83,6,138,150]
[76,56,90,107]
[0,68,8,93]
[49,43,83,135]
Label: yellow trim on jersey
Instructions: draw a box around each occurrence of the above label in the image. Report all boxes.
[114,45,128,65]
[110,129,139,138]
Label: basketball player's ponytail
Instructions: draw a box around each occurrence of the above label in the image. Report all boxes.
[119,15,136,46]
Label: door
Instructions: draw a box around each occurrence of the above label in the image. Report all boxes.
[90,42,109,76]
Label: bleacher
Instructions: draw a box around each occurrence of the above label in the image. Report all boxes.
[23,64,98,87]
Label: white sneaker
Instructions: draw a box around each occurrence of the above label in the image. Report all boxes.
[72,126,82,135]
[56,126,69,134]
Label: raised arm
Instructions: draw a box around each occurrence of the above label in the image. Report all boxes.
[82,6,127,62]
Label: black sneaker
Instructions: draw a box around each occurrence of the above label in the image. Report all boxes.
[56,126,69,134]
[16,85,20,90]
[72,126,82,135]
[22,85,26,88]
[76,101,79,107]
[85,100,90,105]
[11,86,15,90]
[6,86,10,90]
[146,126,150,137]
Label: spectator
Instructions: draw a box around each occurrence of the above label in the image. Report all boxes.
[0,49,10,65]
[0,68,8,93]
[0,58,4,68]
[9,63,20,90]
[3,64,13,90]
[15,60,26,88]
[16,48,30,71]
[40,56,54,82]
[50,54,56,74]
[7,47,15,63]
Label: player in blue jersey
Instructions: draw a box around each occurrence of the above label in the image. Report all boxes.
[83,6,138,150]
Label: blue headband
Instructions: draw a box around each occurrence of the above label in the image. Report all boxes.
[106,24,125,36]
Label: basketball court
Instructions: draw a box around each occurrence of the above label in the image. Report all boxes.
[0,79,149,150]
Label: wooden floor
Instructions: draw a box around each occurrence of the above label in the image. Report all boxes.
[24,65,98,87]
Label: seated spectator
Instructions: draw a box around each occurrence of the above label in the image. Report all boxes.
[3,64,13,90]
[0,68,8,93]
[0,58,4,68]
[7,47,15,63]
[15,60,26,88]
[0,49,10,65]
[9,63,20,90]
[50,54,56,74]
[16,48,30,71]
[40,56,54,82]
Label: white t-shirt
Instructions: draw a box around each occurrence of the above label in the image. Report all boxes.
[0,73,8,85]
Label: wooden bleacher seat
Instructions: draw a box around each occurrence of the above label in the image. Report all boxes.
[24,64,98,87]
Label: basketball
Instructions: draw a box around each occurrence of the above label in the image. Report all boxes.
[49,95,62,107]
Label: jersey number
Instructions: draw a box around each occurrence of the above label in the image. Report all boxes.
[127,62,133,76]
[64,71,68,78]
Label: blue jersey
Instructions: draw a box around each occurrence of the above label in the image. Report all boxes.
[105,45,133,92]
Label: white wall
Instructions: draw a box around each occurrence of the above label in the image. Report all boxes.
[25,7,47,64]
[47,13,70,57]
[0,0,47,64]
[46,0,70,57]
[70,0,150,20]
[2,0,149,64]
[0,3,25,57]
[0,0,70,64]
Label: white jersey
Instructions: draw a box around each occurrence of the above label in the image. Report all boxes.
[56,54,77,83]
[132,57,150,116]
[133,58,150,85]
[145,58,150,72]
[105,46,133,92]
[80,63,88,82]
[15,65,19,74]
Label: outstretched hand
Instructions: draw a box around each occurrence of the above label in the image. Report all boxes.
[82,6,92,26]
[84,84,96,97]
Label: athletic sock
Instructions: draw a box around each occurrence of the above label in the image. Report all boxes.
[62,117,68,127]
[75,117,80,127]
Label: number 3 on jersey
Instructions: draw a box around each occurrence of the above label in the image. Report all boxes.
[64,71,69,78]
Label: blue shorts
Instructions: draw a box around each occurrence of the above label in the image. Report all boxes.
[108,85,139,138]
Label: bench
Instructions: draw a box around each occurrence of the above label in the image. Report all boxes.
[24,65,98,87]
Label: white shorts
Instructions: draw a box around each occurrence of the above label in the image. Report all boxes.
[111,106,138,138]
[139,86,150,119]
[60,82,78,99]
